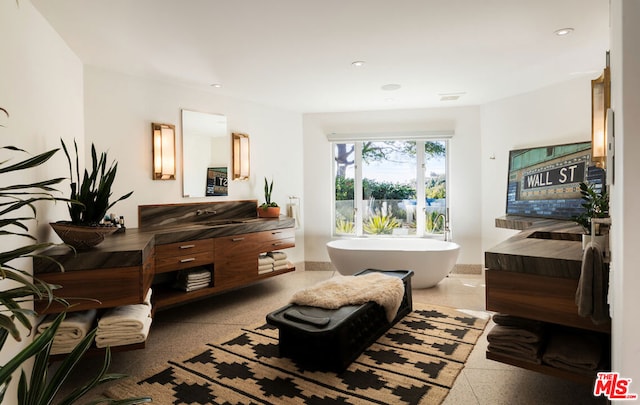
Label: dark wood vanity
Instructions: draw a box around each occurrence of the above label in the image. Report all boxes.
[485,216,610,384]
[33,200,296,352]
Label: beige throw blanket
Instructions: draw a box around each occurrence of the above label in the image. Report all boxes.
[290,273,404,322]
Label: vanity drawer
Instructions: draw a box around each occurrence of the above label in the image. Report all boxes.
[155,238,214,273]
[215,229,294,257]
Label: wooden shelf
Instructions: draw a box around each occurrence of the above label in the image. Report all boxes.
[152,265,295,311]
[486,351,598,385]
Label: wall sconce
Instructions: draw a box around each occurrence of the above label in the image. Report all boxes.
[152,123,176,180]
[232,132,250,180]
[591,66,610,169]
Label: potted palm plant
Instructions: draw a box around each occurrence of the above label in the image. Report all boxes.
[572,181,609,249]
[258,177,280,218]
[50,139,133,249]
[0,111,149,403]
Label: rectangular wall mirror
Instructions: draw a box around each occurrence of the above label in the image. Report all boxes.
[181,109,228,197]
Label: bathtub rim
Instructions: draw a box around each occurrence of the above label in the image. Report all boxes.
[326,237,460,252]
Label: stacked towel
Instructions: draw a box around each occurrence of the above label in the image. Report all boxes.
[36,309,97,355]
[487,314,545,364]
[268,251,289,271]
[576,242,610,325]
[95,289,153,348]
[258,254,275,274]
[542,331,603,375]
[173,268,211,291]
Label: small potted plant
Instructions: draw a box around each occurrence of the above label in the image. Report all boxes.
[258,177,280,218]
[572,181,609,248]
[50,139,133,249]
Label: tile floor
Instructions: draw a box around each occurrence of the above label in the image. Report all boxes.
[56,270,607,404]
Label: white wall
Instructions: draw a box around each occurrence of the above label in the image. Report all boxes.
[480,77,593,253]
[83,67,305,264]
[302,106,482,265]
[0,0,84,398]
[610,0,640,386]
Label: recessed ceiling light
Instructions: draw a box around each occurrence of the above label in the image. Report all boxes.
[210,83,222,88]
[381,83,401,91]
[554,28,574,36]
[351,61,366,67]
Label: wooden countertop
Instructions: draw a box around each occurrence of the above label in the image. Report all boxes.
[34,217,295,273]
[485,216,586,279]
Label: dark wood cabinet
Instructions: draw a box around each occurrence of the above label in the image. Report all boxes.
[33,218,296,353]
[152,228,294,311]
[485,216,610,385]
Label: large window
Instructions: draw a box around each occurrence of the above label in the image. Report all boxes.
[333,139,448,238]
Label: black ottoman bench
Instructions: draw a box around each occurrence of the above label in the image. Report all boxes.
[266,269,413,371]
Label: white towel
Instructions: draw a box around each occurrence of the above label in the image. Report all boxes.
[286,201,300,229]
[143,288,152,306]
[95,316,152,348]
[178,269,211,282]
[258,264,273,272]
[274,264,289,271]
[37,309,97,339]
[98,304,151,330]
[259,268,274,275]
[273,259,288,267]
[258,255,275,266]
[267,251,287,261]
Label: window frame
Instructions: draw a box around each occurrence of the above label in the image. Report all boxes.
[331,137,450,238]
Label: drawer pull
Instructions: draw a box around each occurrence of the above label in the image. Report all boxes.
[272,231,282,235]
[179,244,196,249]
[180,258,196,263]
[232,237,245,242]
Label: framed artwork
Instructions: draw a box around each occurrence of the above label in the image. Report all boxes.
[505,141,604,219]
[206,167,228,196]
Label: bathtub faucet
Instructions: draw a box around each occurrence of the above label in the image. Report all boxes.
[435,212,451,241]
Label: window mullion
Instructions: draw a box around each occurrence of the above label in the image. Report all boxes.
[354,142,363,236]
[416,141,426,236]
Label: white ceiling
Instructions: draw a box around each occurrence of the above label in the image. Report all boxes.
[31,0,610,113]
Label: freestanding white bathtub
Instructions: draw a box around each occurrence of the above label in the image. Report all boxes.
[326,238,460,288]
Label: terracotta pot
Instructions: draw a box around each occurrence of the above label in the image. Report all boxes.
[50,222,118,250]
[257,206,281,218]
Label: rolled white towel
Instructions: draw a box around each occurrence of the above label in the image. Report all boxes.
[96,316,152,348]
[258,264,273,271]
[98,304,151,330]
[259,268,274,275]
[274,264,289,271]
[37,309,97,339]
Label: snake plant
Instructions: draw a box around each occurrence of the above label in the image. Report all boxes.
[1,109,149,403]
[60,139,133,225]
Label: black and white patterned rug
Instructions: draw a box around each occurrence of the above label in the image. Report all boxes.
[105,303,488,405]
